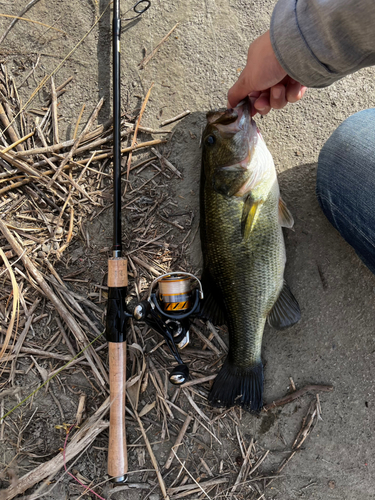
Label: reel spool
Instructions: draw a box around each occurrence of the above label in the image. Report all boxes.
[148,272,203,320]
[133,272,203,385]
[159,275,193,313]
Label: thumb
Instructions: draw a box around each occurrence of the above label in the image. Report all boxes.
[227,71,252,108]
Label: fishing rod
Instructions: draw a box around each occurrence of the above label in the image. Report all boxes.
[105,0,150,483]
[105,0,207,481]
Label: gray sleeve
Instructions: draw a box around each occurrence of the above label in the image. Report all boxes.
[270,0,375,88]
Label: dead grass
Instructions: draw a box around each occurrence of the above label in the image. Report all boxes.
[0,59,333,500]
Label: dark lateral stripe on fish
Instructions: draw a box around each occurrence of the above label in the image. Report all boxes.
[208,360,264,412]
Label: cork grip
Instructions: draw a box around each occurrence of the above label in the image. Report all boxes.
[108,258,128,287]
[108,341,128,478]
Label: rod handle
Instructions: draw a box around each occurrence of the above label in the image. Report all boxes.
[108,341,127,478]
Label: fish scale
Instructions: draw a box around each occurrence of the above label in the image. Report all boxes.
[200,98,300,411]
[204,179,285,368]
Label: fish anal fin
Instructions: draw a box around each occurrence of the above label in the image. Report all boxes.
[241,195,262,240]
[268,281,301,330]
[278,197,294,229]
[199,269,227,326]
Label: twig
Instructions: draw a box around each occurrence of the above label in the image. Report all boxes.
[168,477,228,495]
[2,130,34,154]
[248,450,269,476]
[182,389,210,424]
[161,110,190,127]
[55,316,77,357]
[2,399,109,500]
[130,255,161,276]
[231,438,254,492]
[139,23,179,69]
[75,394,86,426]
[190,324,220,356]
[205,321,228,353]
[0,103,22,150]
[0,248,19,359]
[263,384,333,411]
[73,104,86,140]
[151,147,182,178]
[164,415,192,470]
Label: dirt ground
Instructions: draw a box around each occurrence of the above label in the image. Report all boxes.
[1,0,375,499]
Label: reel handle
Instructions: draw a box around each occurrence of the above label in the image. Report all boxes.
[169,363,189,385]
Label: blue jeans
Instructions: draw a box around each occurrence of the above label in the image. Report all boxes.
[316,108,375,275]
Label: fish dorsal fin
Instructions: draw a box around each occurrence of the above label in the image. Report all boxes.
[241,195,262,241]
[268,280,301,330]
[199,268,227,326]
[278,197,294,229]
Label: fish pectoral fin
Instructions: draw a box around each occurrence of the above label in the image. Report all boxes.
[278,197,294,229]
[199,268,227,326]
[241,195,262,240]
[268,280,301,330]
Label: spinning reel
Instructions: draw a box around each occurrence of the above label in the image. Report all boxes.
[133,272,204,385]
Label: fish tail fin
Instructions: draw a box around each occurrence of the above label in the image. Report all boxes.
[208,359,263,412]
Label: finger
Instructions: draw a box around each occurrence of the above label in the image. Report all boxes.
[270,83,287,110]
[298,85,307,100]
[254,91,271,115]
[286,80,307,103]
[227,71,252,108]
[248,91,261,116]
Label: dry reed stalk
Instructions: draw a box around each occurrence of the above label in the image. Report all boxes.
[151,147,182,178]
[50,76,59,145]
[48,98,104,186]
[0,219,108,387]
[0,248,19,359]
[0,103,22,150]
[1,399,110,500]
[1,130,34,154]
[73,104,86,140]
[126,82,154,179]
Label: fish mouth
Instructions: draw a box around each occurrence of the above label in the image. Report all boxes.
[206,98,251,132]
[212,99,256,170]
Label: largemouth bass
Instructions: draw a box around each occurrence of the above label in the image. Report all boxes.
[200,98,300,412]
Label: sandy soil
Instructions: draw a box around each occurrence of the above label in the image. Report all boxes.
[1,0,375,499]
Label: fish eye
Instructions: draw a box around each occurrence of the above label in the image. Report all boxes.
[206,135,216,146]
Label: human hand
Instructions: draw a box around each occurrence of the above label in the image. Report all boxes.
[227,30,307,115]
